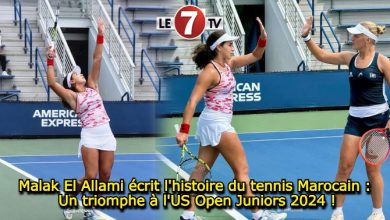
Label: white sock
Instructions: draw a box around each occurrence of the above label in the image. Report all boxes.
[333,207,343,215]
[373,208,383,214]
[181,211,195,219]
[252,210,264,220]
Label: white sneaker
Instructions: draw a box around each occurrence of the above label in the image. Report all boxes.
[83,209,101,220]
[257,210,287,220]
[2,71,8,76]
[368,212,385,220]
[179,215,205,220]
[62,208,73,220]
[331,212,344,220]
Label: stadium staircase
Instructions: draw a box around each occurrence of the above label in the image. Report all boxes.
[1,0,136,101]
[1,0,245,101]
[100,0,221,100]
[0,0,59,101]
[296,0,390,71]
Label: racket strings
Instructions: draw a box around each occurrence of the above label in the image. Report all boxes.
[361,130,389,164]
[178,158,212,181]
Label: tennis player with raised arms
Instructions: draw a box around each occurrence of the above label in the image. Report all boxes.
[302,16,390,220]
[176,17,287,220]
[47,18,116,220]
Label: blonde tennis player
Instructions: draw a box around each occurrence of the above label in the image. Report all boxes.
[302,16,390,220]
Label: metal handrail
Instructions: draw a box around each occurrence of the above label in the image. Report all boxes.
[297,60,306,71]
[118,7,136,63]
[320,12,341,70]
[160,67,181,76]
[24,19,33,68]
[201,30,210,43]
[38,0,76,77]
[87,0,135,100]
[277,0,311,70]
[185,0,198,5]
[307,0,315,35]
[140,49,161,101]
[0,93,19,102]
[121,92,129,101]
[107,0,114,21]
[34,47,50,101]
[213,0,245,56]
[13,0,22,39]
[297,0,315,34]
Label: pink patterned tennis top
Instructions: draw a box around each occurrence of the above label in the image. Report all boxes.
[76,88,110,128]
[204,61,236,114]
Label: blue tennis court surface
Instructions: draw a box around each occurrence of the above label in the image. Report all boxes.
[158,129,390,220]
[2,129,390,220]
[0,153,165,220]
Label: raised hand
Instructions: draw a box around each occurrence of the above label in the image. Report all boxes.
[97,18,105,35]
[47,45,56,59]
[302,16,313,37]
[256,17,267,39]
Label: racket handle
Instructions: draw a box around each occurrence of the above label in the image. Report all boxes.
[174,124,180,133]
[386,128,390,136]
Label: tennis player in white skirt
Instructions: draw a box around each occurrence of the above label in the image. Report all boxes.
[176,18,287,220]
[46,19,115,220]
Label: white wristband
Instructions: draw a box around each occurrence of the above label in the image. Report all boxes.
[302,34,311,42]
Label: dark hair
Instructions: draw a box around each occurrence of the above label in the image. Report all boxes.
[61,74,76,109]
[192,30,226,69]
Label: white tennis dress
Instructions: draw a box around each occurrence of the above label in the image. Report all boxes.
[76,88,116,156]
[196,61,236,147]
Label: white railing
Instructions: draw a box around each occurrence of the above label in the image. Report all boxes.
[277,0,311,70]
[87,0,135,100]
[212,0,245,57]
[38,0,76,77]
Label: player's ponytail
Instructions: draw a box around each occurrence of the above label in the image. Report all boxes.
[192,30,225,69]
[361,21,386,36]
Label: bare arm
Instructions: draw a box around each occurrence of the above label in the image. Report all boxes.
[176,65,219,145]
[377,54,390,128]
[87,18,105,91]
[46,48,76,109]
[378,54,390,83]
[302,16,354,65]
[229,17,267,69]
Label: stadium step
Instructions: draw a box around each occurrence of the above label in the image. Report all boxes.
[155,61,183,67]
[0,89,21,94]
[139,31,171,37]
[148,45,178,50]
[104,0,218,100]
[125,6,167,12]
[133,18,157,25]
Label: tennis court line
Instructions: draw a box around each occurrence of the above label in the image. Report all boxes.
[8,159,163,165]
[0,152,161,158]
[0,158,116,220]
[158,135,343,147]
[225,127,343,135]
[157,153,247,220]
[160,127,344,139]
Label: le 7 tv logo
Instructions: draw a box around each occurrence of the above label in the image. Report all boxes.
[156,5,223,39]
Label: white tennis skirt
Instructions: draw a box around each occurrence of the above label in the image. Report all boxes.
[78,123,116,156]
[196,107,236,147]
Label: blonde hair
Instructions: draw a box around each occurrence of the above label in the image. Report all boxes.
[360,21,386,36]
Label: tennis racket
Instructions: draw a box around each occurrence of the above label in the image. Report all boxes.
[359,128,390,166]
[174,124,212,181]
[49,2,60,49]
